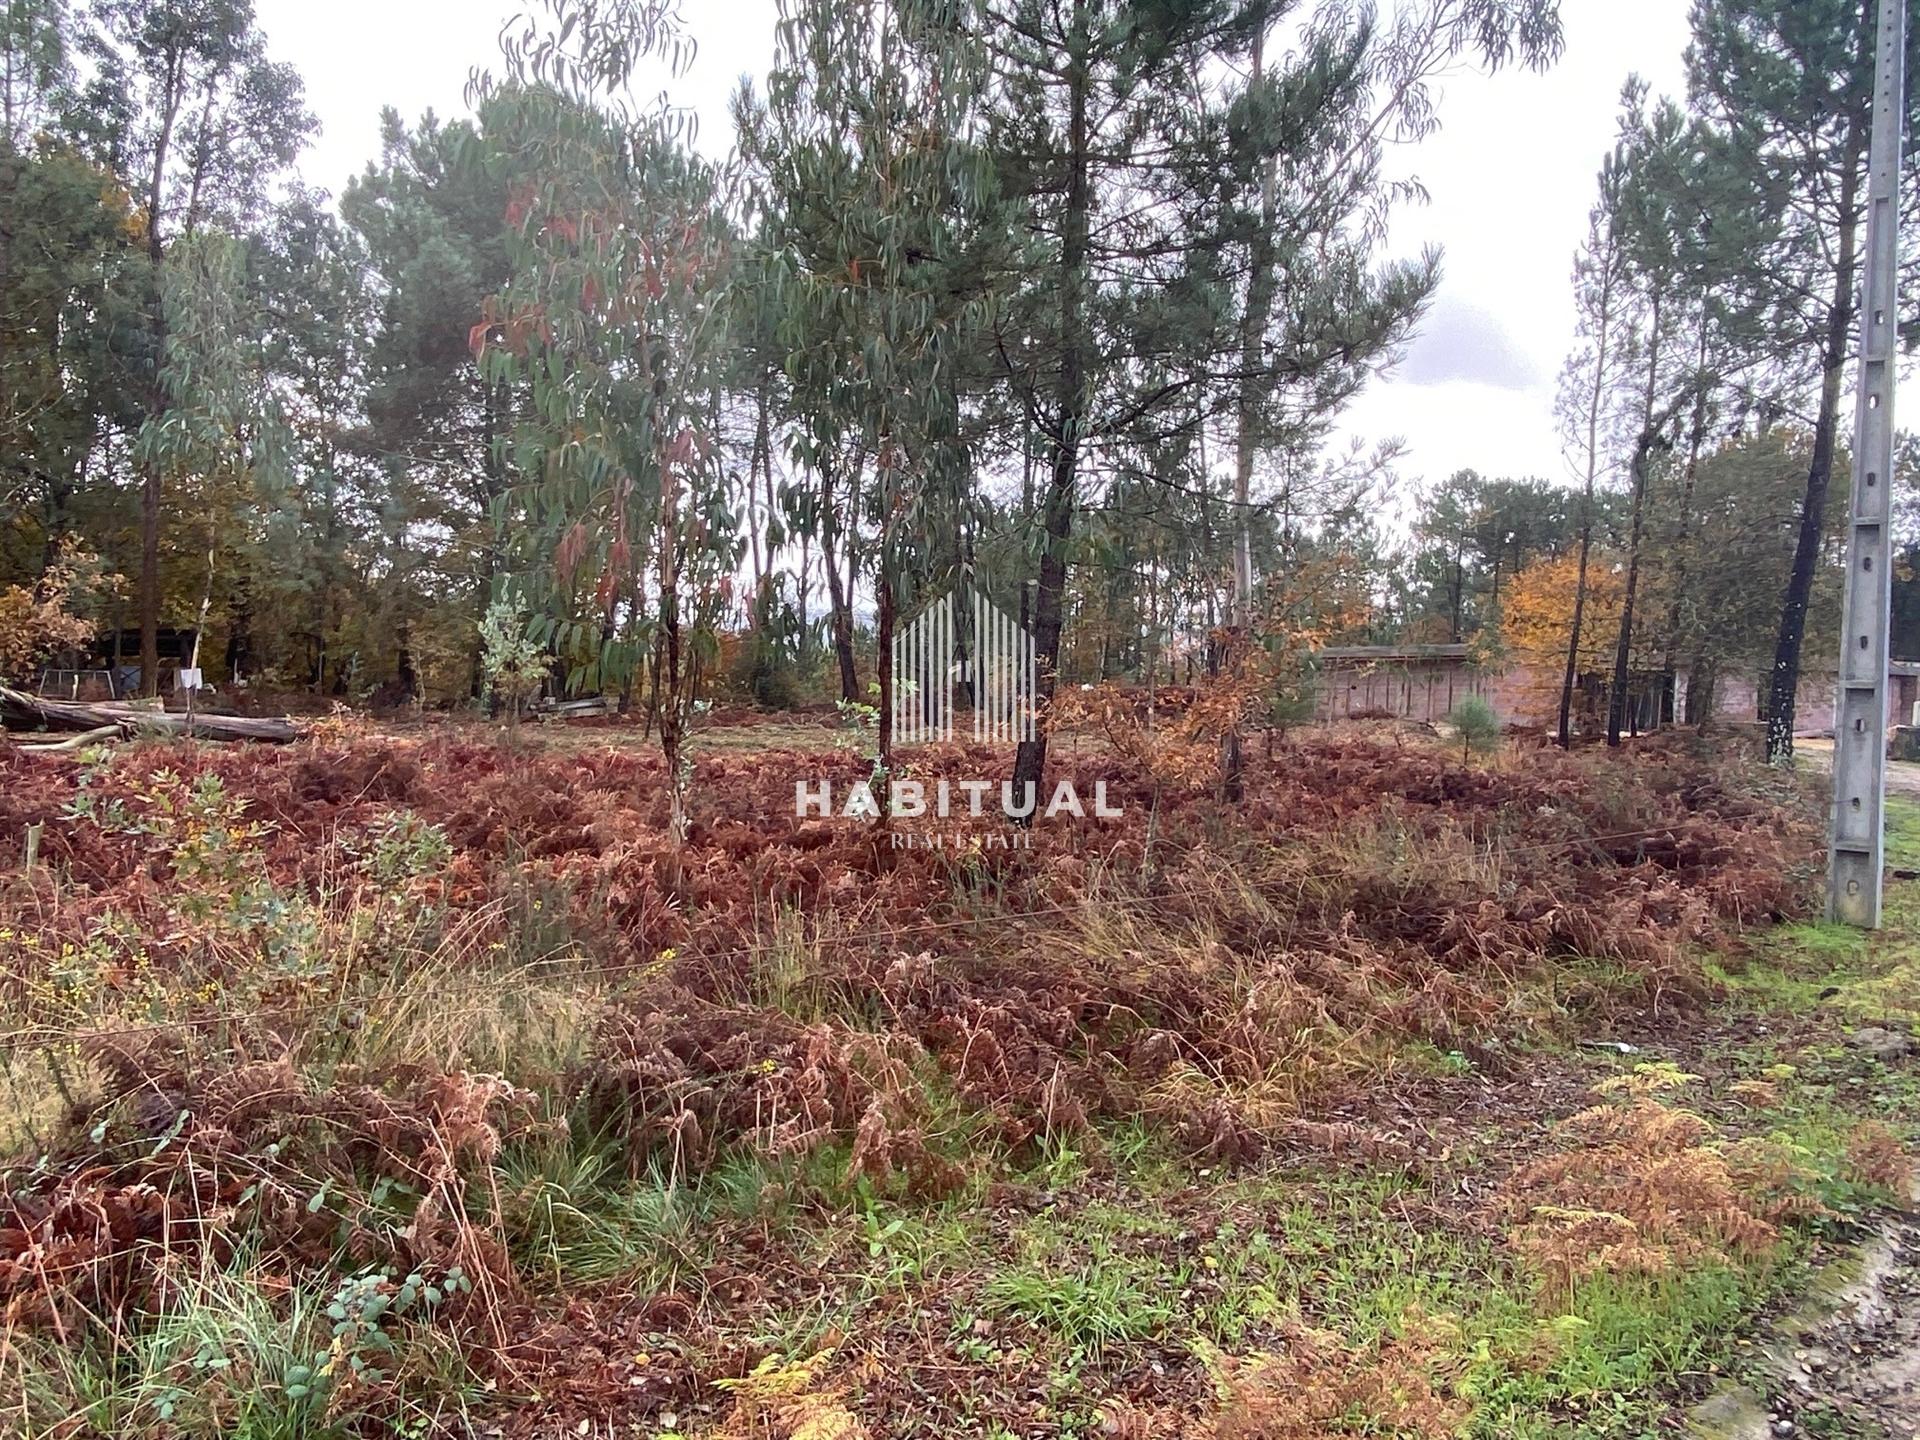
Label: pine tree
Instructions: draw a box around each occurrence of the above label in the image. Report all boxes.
[737,0,1006,772]
[1555,147,1629,745]
[78,0,312,694]
[342,106,517,696]
[1684,0,1920,757]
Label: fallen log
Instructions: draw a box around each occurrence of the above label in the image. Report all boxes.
[17,724,124,753]
[0,685,300,743]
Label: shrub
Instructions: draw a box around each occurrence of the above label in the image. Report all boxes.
[730,626,804,709]
[1499,1066,1823,1298]
[1447,695,1501,761]
[0,539,120,684]
[1200,1315,1468,1440]
[479,600,547,724]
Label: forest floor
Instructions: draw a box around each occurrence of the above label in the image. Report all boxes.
[0,716,1915,1439]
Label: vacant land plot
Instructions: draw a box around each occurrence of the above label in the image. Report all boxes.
[0,722,1912,1439]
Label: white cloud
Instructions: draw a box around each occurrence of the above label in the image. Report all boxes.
[1341,379,1566,488]
[1394,295,1545,392]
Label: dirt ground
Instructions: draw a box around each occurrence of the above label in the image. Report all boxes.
[1692,1168,1920,1440]
[1789,737,1920,798]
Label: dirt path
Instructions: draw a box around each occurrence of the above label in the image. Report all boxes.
[1793,737,1920,797]
[1694,1180,1920,1439]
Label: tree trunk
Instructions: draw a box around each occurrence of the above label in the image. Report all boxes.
[1221,9,1278,802]
[1661,312,1713,727]
[138,469,162,696]
[396,618,419,701]
[1011,8,1089,805]
[813,451,862,705]
[1558,247,1615,748]
[1230,10,1276,629]
[876,573,895,806]
[1608,427,1664,746]
[1606,285,1668,746]
[1766,114,1865,760]
[225,577,255,686]
[655,450,688,862]
[747,370,771,595]
[953,525,976,711]
[1685,652,1716,726]
[137,54,185,700]
[472,379,506,699]
[616,545,645,716]
[1558,525,1595,747]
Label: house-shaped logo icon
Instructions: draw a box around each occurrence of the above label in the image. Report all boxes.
[891,586,1036,744]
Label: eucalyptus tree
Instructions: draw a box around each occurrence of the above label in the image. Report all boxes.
[1,0,71,149]
[0,0,133,581]
[738,0,1005,772]
[248,190,382,691]
[0,0,72,296]
[129,226,287,686]
[471,0,740,849]
[0,144,137,577]
[1683,0,1920,757]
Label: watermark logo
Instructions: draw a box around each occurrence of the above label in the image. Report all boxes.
[796,582,1119,846]
[796,777,1122,823]
[891,586,1035,745]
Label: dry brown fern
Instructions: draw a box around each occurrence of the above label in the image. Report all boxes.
[1201,1313,1469,1440]
[1499,1069,1824,1296]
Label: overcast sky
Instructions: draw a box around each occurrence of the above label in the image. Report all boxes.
[256,0,1692,498]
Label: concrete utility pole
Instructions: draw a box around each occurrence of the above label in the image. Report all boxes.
[1828,0,1906,928]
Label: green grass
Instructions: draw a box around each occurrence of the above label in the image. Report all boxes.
[945,1152,1812,1440]
[7,1250,478,1440]
[1707,795,1920,1025]
[493,1130,711,1289]
[1464,1261,1785,1440]
[981,1240,1181,1360]
[1883,794,1920,872]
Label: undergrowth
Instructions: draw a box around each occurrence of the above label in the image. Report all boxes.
[0,724,1903,1439]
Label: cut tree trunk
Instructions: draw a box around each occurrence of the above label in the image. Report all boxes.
[0,686,299,742]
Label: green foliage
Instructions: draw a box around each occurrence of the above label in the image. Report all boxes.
[982,1243,1178,1360]
[64,761,322,970]
[730,580,809,708]
[307,1264,471,1392]
[1449,695,1502,758]
[347,810,453,886]
[478,599,547,717]
[8,1253,473,1440]
[1398,469,1601,645]
[495,1131,706,1289]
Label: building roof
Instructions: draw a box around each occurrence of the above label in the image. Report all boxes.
[1318,644,1473,662]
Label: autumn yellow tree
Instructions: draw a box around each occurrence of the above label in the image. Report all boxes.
[1502,550,1665,728]
[0,540,121,685]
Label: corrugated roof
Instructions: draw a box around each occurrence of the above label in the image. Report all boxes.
[1318,644,1474,662]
